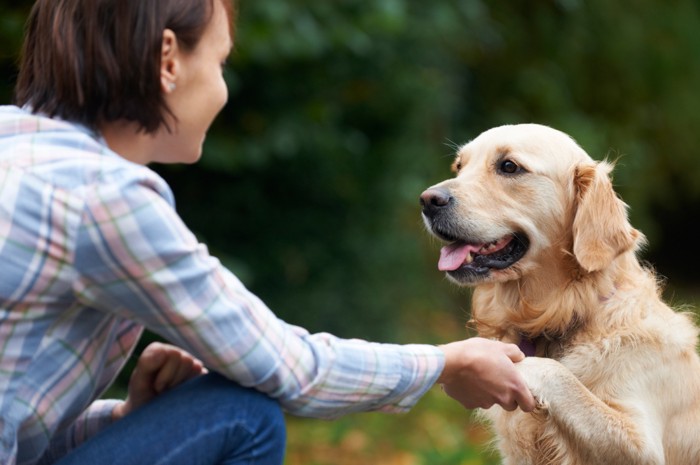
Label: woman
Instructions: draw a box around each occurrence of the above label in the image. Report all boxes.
[0,0,535,464]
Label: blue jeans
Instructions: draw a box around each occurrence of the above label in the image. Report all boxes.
[52,373,286,465]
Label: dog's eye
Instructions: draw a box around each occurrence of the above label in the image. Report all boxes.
[499,160,521,175]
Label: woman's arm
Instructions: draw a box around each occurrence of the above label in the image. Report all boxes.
[73,174,445,418]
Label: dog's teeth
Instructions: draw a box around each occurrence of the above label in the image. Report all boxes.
[481,244,495,253]
[465,252,474,264]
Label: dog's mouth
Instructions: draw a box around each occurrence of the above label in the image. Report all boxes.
[437,233,530,281]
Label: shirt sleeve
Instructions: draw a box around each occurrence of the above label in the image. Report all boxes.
[72,172,444,419]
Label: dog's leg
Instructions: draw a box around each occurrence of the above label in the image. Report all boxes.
[515,357,664,465]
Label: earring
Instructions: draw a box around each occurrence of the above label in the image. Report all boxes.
[168,82,177,92]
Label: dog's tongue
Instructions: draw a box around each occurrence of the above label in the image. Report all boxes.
[438,242,482,271]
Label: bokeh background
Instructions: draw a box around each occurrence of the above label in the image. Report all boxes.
[3,1,700,463]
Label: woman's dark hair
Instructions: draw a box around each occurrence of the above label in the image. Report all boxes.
[14,0,234,134]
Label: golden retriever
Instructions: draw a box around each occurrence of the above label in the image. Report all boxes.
[420,123,700,465]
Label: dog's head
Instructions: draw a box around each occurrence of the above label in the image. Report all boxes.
[421,124,643,287]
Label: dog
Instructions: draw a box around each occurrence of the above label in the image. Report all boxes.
[420,123,700,465]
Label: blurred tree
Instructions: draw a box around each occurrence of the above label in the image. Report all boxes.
[0,4,29,103]
[154,0,474,340]
[2,0,700,346]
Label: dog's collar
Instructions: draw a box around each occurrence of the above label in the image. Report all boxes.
[518,334,560,358]
[518,336,538,357]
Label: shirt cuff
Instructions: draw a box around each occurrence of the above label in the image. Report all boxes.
[379,344,445,414]
[72,399,122,445]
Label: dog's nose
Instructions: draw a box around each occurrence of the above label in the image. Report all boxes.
[420,187,453,217]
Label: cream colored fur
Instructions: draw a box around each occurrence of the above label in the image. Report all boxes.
[427,124,700,465]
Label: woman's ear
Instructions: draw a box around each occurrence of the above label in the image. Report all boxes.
[572,161,642,272]
[160,29,180,94]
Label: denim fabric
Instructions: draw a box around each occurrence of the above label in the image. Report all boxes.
[50,373,286,465]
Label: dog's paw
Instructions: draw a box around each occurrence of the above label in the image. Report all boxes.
[515,357,566,407]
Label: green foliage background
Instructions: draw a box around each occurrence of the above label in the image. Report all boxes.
[3,1,700,463]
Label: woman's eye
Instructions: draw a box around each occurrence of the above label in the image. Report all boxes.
[499,159,520,174]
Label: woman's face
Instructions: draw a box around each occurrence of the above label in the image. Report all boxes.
[154,0,233,164]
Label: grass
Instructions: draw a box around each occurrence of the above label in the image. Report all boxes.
[284,387,500,465]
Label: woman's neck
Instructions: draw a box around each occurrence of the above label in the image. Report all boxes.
[99,121,157,165]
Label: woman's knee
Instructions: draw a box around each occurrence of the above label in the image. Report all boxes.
[193,373,286,463]
[253,391,286,455]
[194,373,286,445]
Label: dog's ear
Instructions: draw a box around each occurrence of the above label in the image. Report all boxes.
[572,161,641,272]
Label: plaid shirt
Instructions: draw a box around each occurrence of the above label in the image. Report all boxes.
[0,106,444,465]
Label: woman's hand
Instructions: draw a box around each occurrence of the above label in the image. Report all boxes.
[437,337,536,412]
[112,342,207,420]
